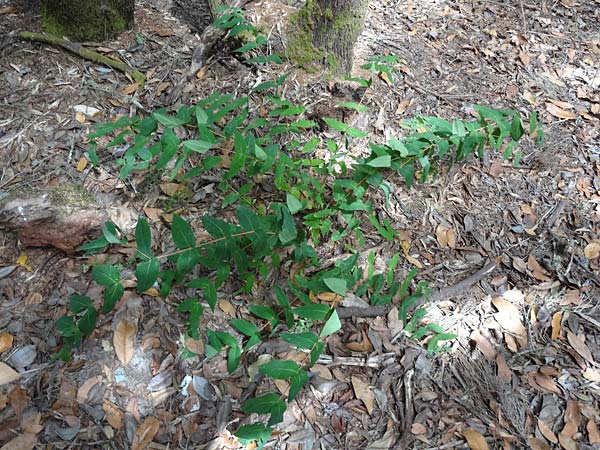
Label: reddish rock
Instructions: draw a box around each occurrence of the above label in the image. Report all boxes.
[0,184,107,253]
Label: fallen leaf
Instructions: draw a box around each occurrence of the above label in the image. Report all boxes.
[587,419,600,444]
[184,337,204,356]
[103,400,123,430]
[519,51,531,66]
[471,330,497,360]
[533,373,561,394]
[527,255,551,281]
[567,331,595,363]
[218,299,235,316]
[561,400,580,438]
[411,422,427,435]
[560,290,581,306]
[492,297,527,341]
[558,432,578,450]
[528,436,550,450]
[512,256,528,273]
[551,312,562,340]
[0,362,20,386]
[584,242,600,259]
[351,375,374,415]
[0,433,37,450]
[132,416,161,450]
[114,319,137,366]
[121,83,140,95]
[345,332,373,353]
[75,111,86,123]
[538,419,558,443]
[523,90,540,106]
[159,183,186,197]
[77,376,103,404]
[496,353,512,382]
[8,386,28,421]
[582,367,600,382]
[76,156,87,172]
[462,428,489,450]
[546,103,576,120]
[0,333,14,353]
[0,6,18,14]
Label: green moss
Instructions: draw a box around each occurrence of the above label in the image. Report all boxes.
[286,0,325,73]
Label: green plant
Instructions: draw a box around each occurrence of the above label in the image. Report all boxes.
[58,9,543,448]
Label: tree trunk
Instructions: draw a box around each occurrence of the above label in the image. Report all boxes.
[172,0,222,32]
[41,0,134,41]
[287,0,368,76]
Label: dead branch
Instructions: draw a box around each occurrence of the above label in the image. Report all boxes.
[336,260,498,320]
[19,31,145,84]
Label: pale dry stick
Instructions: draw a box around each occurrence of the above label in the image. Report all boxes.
[336,259,497,319]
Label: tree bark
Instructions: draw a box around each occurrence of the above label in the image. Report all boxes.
[172,0,222,33]
[41,0,134,41]
[287,0,368,76]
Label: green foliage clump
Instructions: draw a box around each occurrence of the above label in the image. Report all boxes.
[57,9,543,449]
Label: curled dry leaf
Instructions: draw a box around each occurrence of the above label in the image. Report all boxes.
[114,319,137,366]
[103,400,123,430]
[528,436,550,450]
[561,400,580,438]
[0,332,14,353]
[0,432,38,450]
[491,297,527,345]
[131,416,161,450]
[462,428,489,450]
[587,419,600,444]
[0,362,20,386]
[584,242,600,259]
[551,312,562,340]
[546,102,577,119]
[77,376,103,404]
[566,331,594,363]
[351,375,375,415]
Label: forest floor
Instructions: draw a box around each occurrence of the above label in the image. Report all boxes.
[1,0,599,449]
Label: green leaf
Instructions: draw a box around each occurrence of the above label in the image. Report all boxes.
[235,424,272,446]
[288,369,309,402]
[56,316,80,338]
[227,343,241,373]
[102,221,126,245]
[510,115,524,141]
[323,278,347,296]
[153,111,187,128]
[136,258,160,292]
[286,193,303,215]
[280,332,319,350]
[259,360,300,379]
[92,265,120,287]
[320,310,341,337]
[77,307,97,337]
[102,283,124,313]
[336,101,369,112]
[70,295,92,314]
[241,393,282,415]
[172,215,196,249]
[135,218,152,259]
[249,305,278,328]
[292,304,330,320]
[176,298,204,340]
[182,140,213,153]
[231,319,259,337]
[367,155,391,168]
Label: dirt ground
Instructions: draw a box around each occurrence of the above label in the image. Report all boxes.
[1,0,599,449]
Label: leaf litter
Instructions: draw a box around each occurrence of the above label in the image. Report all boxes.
[0,0,599,448]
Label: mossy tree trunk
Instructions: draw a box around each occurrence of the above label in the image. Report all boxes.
[41,0,134,41]
[173,0,223,32]
[287,0,368,76]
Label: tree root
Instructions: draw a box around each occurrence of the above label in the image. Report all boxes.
[19,31,145,84]
[336,260,498,320]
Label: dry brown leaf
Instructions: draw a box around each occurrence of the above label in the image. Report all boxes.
[218,299,236,316]
[527,255,551,281]
[103,400,123,430]
[411,422,427,435]
[561,400,580,438]
[538,419,558,443]
[317,292,342,303]
[0,332,14,353]
[184,337,204,356]
[488,158,503,178]
[560,290,581,306]
[492,297,527,338]
[436,224,455,248]
[0,362,20,386]
[114,319,136,366]
[519,51,531,66]
[496,353,512,382]
[584,242,600,259]
[512,256,528,273]
[143,207,163,222]
[582,367,600,382]
[351,375,374,415]
[74,111,86,123]
[378,71,392,86]
[528,436,550,450]
[0,433,37,450]
[132,416,161,450]
[587,419,600,444]
[551,312,562,340]
[8,386,27,421]
[547,99,575,109]
[533,373,561,394]
[77,375,103,404]
[121,83,140,95]
[523,90,540,106]
[546,103,577,119]
[76,156,88,172]
[558,432,578,450]
[567,331,595,363]
[311,364,333,380]
[462,428,489,450]
[159,183,185,197]
[345,332,374,353]
[0,6,18,14]
[471,330,497,360]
